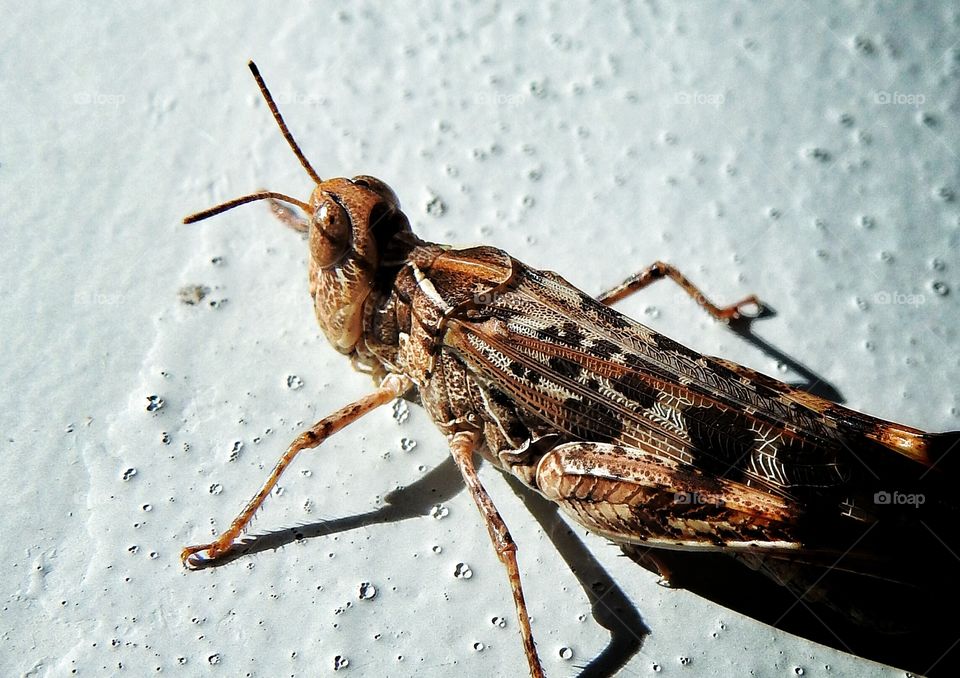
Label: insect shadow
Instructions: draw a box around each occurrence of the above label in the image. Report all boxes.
[182,309,843,678]
[618,522,960,677]
[662,311,960,676]
[502,474,650,677]
[184,309,824,672]
[191,455,649,676]
[729,304,843,403]
[187,311,959,676]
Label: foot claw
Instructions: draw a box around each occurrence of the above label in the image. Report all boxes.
[734,295,763,319]
[719,295,763,321]
[181,544,218,569]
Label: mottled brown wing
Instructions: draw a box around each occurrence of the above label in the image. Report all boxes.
[507,265,946,469]
[443,262,859,496]
[431,251,960,621]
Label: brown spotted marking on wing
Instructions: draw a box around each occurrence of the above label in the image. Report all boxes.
[710,358,940,467]
[441,264,860,493]
[428,256,960,498]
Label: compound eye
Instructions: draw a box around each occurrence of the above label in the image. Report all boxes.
[352,175,400,208]
[310,199,351,268]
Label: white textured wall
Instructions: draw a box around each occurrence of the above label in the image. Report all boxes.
[3,2,959,676]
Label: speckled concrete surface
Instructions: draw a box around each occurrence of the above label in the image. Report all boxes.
[3,2,959,676]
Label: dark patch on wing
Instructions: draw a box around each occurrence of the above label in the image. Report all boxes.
[590,338,621,359]
[609,373,658,410]
[583,293,631,328]
[559,321,585,346]
[683,406,757,480]
[548,355,583,380]
[652,332,704,362]
[568,283,631,330]
[507,361,543,386]
[562,396,624,443]
[768,437,849,488]
[578,291,597,311]
[533,321,586,348]
[824,406,872,435]
[488,387,514,409]
[506,417,529,441]
[621,352,650,372]
[534,327,555,342]
[486,305,523,320]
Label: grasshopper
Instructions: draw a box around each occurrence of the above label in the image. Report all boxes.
[182,62,960,677]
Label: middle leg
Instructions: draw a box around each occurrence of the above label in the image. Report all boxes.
[448,430,545,678]
[597,260,760,321]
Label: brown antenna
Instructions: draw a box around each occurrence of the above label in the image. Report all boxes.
[183,191,310,224]
[183,61,323,225]
[248,60,322,185]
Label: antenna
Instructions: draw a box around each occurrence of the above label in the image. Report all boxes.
[183,191,310,224]
[182,62,322,225]
[248,61,322,185]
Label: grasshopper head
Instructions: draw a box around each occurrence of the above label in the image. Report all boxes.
[183,63,417,356]
[306,175,412,353]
